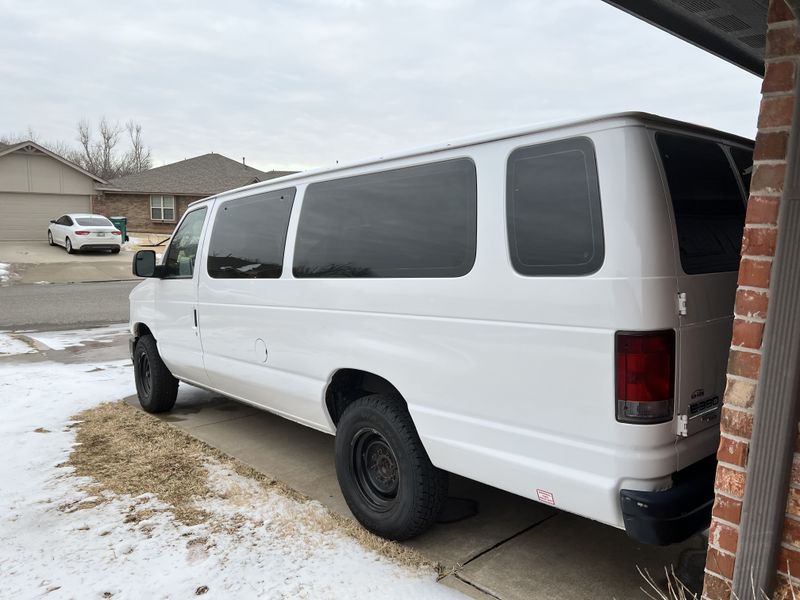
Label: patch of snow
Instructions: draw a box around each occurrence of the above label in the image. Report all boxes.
[0,332,36,355]
[33,281,52,285]
[26,324,130,350]
[0,262,11,283]
[0,337,462,599]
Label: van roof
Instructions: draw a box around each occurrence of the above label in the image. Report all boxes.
[194,111,754,206]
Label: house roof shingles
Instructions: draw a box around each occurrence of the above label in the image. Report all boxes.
[105,153,294,196]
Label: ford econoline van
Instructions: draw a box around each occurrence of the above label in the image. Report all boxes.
[129,112,752,545]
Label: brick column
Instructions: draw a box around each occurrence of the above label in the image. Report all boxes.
[703,2,799,599]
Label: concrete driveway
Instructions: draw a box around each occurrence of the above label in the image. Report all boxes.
[128,387,707,600]
[0,241,139,284]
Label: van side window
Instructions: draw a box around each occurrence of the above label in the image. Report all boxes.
[163,207,207,278]
[293,159,477,278]
[207,188,296,279]
[506,137,604,276]
[656,134,747,275]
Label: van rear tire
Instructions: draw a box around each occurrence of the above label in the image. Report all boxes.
[334,394,448,540]
[133,334,179,413]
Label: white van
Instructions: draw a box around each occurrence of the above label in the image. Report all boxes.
[129,112,752,545]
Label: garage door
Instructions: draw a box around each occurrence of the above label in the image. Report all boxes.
[0,193,92,241]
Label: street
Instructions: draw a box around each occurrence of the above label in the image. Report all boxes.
[0,280,139,329]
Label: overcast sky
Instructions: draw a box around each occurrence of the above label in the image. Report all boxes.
[0,0,762,172]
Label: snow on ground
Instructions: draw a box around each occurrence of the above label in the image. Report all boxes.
[26,324,129,350]
[0,331,461,599]
[0,262,11,283]
[0,332,36,355]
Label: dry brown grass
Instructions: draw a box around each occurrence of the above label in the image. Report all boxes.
[639,566,799,600]
[66,400,434,572]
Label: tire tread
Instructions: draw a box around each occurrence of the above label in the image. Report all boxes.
[134,334,179,413]
[336,394,447,540]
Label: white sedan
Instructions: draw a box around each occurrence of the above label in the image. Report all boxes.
[48,214,123,254]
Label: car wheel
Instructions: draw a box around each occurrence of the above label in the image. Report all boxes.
[335,394,448,540]
[65,237,74,254]
[47,231,55,246]
[133,334,179,413]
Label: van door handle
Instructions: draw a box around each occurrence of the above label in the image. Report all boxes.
[192,308,198,328]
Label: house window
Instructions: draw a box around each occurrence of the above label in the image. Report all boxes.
[150,195,176,222]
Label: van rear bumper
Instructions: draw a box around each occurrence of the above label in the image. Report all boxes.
[620,455,716,545]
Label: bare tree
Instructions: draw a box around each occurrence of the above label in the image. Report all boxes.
[125,120,152,173]
[76,117,125,180]
[3,117,153,180]
[1,128,81,164]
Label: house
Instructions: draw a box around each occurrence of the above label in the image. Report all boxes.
[95,153,294,234]
[0,141,107,241]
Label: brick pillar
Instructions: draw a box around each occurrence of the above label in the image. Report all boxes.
[703,2,799,599]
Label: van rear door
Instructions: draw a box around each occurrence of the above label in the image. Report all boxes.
[655,132,751,440]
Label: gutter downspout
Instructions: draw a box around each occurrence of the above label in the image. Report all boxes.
[731,41,800,599]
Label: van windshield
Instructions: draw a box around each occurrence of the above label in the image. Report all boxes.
[656,133,749,275]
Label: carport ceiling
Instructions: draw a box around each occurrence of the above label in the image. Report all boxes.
[602,0,767,76]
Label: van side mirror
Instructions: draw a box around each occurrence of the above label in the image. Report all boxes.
[133,250,163,278]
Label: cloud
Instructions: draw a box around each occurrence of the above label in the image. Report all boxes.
[0,0,762,171]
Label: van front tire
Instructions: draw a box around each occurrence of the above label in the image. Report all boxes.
[133,334,179,413]
[335,394,448,540]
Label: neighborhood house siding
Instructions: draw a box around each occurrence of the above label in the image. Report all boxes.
[92,193,201,234]
[0,148,99,241]
[95,153,295,234]
[0,153,95,196]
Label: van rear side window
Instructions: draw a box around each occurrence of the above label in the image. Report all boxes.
[207,188,296,279]
[293,159,477,278]
[506,137,604,276]
[656,134,747,275]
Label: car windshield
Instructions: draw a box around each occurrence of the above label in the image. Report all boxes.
[75,217,113,227]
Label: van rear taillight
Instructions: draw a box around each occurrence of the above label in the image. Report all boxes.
[615,330,675,424]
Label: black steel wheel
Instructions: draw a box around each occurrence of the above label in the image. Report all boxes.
[335,394,448,540]
[351,427,400,511]
[133,334,178,413]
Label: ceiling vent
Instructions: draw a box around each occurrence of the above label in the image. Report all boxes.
[739,33,767,48]
[708,14,751,32]
[676,0,719,14]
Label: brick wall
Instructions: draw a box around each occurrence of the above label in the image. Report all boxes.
[92,193,201,234]
[703,2,799,598]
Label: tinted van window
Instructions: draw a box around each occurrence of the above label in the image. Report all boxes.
[293,159,477,278]
[507,137,604,275]
[207,188,296,279]
[656,134,747,275]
